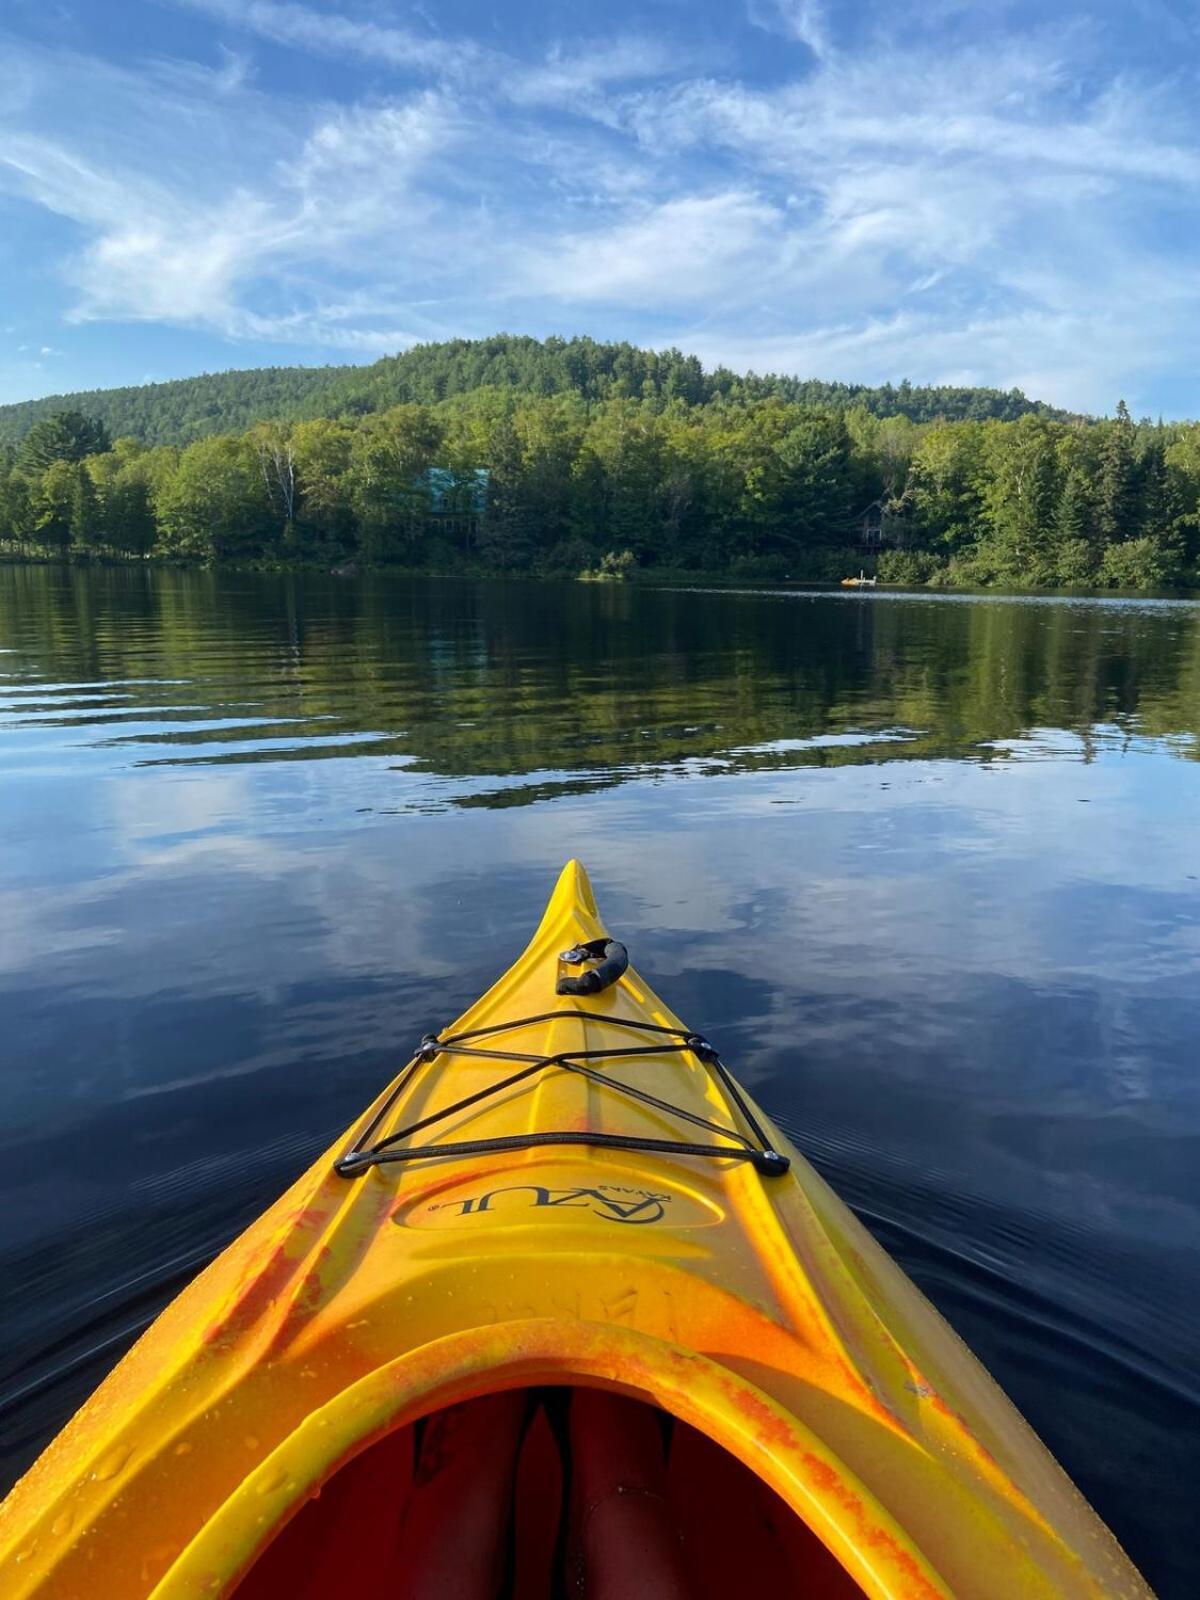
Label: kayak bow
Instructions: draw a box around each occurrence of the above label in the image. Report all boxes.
[0,861,1151,1598]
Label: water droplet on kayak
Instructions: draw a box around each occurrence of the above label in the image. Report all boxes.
[14,1544,37,1563]
[244,1435,260,1450]
[92,1445,132,1481]
[50,1509,74,1538]
[174,1441,193,1457]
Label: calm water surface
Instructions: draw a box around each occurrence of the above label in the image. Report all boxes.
[1,565,1197,1596]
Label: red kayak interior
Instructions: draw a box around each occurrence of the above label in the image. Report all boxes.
[234,1387,865,1598]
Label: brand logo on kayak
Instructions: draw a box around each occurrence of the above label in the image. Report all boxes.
[423,1183,672,1225]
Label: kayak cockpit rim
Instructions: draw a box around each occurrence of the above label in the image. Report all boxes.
[147,1320,948,1600]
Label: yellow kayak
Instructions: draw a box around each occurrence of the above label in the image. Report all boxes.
[0,862,1150,1599]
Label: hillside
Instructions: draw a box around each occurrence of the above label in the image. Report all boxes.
[0,335,1072,450]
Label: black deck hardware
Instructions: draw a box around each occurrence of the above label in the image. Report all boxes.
[556,938,629,996]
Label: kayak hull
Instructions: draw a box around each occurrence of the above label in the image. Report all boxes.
[0,862,1151,1599]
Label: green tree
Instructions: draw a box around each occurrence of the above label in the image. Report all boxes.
[249,422,298,540]
[6,353,1200,591]
[1096,401,1138,545]
[772,410,856,551]
[1053,468,1098,583]
[1137,436,1171,540]
[155,434,276,560]
[291,418,356,553]
[87,449,159,555]
[0,336,1069,453]
[979,416,1060,582]
[18,410,111,472]
[34,459,79,553]
[904,421,986,554]
[69,460,101,550]
[0,468,36,548]
[112,471,157,555]
[473,396,584,570]
[477,409,534,570]
[347,405,443,563]
[722,404,798,559]
[1099,536,1181,589]
[578,402,666,560]
[1056,468,1094,542]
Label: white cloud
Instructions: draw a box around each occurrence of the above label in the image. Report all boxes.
[1,131,292,330]
[747,0,832,59]
[521,192,787,306]
[0,49,459,344]
[505,36,689,112]
[214,45,253,95]
[282,95,455,251]
[629,42,1200,187]
[174,0,484,80]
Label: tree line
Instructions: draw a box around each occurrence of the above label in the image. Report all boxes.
[0,335,1067,452]
[1,390,1197,589]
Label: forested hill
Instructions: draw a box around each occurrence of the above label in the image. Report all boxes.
[0,335,1070,449]
[0,364,349,451]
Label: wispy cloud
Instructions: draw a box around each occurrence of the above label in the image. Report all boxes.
[0,43,459,345]
[174,0,484,79]
[522,193,787,305]
[747,0,833,59]
[505,35,692,112]
[174,0,680,110]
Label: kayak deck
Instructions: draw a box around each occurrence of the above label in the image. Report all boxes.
[0,861,1152,1600]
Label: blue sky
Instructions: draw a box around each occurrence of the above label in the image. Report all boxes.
[1,0,1198,415]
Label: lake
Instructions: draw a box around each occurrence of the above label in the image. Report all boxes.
[1,563,1197,1597]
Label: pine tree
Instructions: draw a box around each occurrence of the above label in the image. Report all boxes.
[1056,468,1093,543]
[1137,437,1170,540]
[18,410,110,472]
[1096,400,1138,545]
[775,412,855,545]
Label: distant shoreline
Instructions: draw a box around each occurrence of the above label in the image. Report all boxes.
[3,549,1197,602]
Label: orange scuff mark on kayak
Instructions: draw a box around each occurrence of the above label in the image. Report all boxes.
[263,1245,336,1359]
[202,1247,298,1349]
[925,1388,1000,1466]
[917,1382,1059,1539]
[202,1207,327,1348]
[802,1453,944,1600]
[722,1375,797,1453]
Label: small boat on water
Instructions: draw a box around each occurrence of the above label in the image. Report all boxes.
[0,862,1151,1598]
[841,571,878,588]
